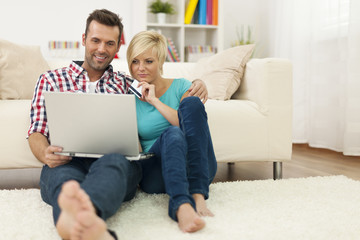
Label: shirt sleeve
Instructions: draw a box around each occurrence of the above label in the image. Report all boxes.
[178,78,192,97]
[27,72,54,139]
[124,75,134,94]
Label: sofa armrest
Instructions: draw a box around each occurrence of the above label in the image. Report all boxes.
[232,58,293,161]
[232,58,292,111]
[0,100,42,169]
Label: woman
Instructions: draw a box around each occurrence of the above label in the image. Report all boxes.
[126,31,217,233]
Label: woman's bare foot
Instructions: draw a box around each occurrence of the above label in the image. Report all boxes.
[71,211,115,240]
[56,180,95,239]
[176,203,205,233]
[192,193,214,217]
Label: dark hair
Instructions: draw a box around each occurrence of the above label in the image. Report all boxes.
[85,9,123,45]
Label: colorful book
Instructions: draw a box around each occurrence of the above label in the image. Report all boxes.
[171,43,180,62]
[167,46,175,62]
[206,0,212,25]
[192,3,199,24]
[185,45,217,62]
[198,0,207,25]
[184,0,199,24]
[212,0,218,25]
[169,46,177,62]
[167,38,180,62]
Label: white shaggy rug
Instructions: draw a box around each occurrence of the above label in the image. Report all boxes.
[1,175,360,240]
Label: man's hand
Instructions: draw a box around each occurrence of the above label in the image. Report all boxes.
[188,79,208,103]
[44,146,72,168]
[28,132,71,168]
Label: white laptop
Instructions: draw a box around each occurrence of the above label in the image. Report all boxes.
[44,91,154,160]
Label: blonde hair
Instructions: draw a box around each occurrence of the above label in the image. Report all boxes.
[126,30,167,76]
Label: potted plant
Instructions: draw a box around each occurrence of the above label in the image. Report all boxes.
[149,0,175,24]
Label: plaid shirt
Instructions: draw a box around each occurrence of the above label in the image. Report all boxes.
[27,61,134,139]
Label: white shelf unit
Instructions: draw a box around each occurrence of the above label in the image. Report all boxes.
[135,0,223,62]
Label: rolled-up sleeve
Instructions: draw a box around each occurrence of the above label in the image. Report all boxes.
[27,72,54,139]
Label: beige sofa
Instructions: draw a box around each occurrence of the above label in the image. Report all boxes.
[0,40,292,189]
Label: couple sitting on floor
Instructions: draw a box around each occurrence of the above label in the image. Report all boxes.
[27,9,217,240]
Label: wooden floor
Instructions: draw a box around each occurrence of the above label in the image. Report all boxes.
[213,144,360,182]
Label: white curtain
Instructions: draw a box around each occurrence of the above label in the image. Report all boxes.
[267,0,360,156]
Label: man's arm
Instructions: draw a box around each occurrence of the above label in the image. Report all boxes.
[28,132,71,168]
[188,79,208,103]
[27,73,71,168]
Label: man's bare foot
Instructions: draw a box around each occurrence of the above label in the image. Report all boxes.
[71,211,115,240]
[56,180,95,239]
[176,203,205,233]
[192,193,214,217]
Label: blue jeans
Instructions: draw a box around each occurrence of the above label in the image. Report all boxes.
[40,153,142,224]
[139,97,217,221]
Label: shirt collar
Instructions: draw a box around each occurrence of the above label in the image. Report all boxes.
[69,61,114,80]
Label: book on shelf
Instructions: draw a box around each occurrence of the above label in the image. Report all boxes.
[166,38,180,62]
[167,47,176,62]
[185,45,217,62]
[192,3,199,24]
[198,0,207,25]
[184,0,199,24]
[212,0,218,25]
[184,0,218,25]
[206,0,212,25]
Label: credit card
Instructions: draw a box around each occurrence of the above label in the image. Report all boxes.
[130,79,142,98]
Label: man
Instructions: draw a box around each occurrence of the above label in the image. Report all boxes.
[28,9,208,240]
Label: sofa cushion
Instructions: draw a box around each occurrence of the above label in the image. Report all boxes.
[189,44,255,100]
[205,99,268,162]
[0,39,50,100]
[0,100,42,169]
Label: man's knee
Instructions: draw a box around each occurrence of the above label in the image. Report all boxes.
[40,164,82,192]
[98,153,129,169]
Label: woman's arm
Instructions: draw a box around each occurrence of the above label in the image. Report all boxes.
[151,98,180,126]
[152,90,190,126]
[140,82,180,126]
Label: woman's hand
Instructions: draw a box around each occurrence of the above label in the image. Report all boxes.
[137,81,179,126]
[139,82,159,105]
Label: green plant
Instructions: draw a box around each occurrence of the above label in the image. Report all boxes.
[232,24,254,47]
[149,0,175,14]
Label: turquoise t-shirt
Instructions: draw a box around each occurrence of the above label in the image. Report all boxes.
[136,78,192,152]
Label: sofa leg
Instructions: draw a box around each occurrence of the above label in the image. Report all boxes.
[273,162,282,180]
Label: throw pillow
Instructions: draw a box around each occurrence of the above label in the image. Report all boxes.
[189,44,255,100]
[0,39,50,99]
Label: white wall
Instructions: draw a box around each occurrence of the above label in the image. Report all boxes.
[0,0,269,59]
[223,0,270,57]
[0,0,133,60]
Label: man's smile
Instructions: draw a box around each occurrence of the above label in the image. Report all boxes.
[94,55,107,61]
